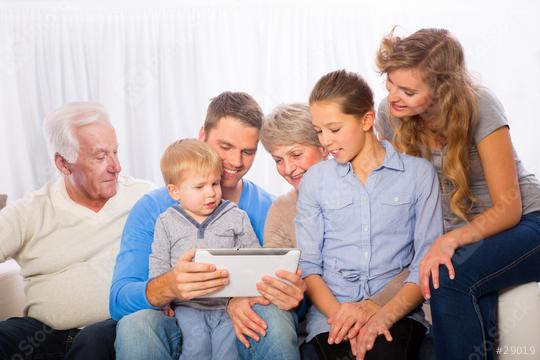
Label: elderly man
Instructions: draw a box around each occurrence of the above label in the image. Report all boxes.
[0,102,153,359]
[111,91,306,360]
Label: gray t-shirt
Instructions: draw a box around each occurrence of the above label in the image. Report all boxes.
[149,199,260,309]
[376,87,540,232]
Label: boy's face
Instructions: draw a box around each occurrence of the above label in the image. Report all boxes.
[168,170,222,223]
[200,116,259,191]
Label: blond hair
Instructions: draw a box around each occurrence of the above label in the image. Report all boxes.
[376,28,479,221]
[260,103,320,153]
[160,139,222,185]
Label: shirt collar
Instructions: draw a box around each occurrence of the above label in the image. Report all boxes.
[335,140,404,178]
[378,140,405,172]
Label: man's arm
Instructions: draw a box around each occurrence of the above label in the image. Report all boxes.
[109,192,165,320]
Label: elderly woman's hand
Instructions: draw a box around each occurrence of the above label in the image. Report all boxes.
[255,269,306,310]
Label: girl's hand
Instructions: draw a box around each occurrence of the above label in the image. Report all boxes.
[351,312,393,360]
[419,234,458,299]
[327,300,380,344]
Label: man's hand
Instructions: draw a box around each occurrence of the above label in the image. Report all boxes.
[327,299,380,345]
[227,297,270,348]
[256,269,306,310]
[170,249,229,301]
[146,249,229,306]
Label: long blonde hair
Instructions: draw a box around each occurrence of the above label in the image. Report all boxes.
[376,28,479,221]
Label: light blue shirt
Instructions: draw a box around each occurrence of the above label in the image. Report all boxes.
[110,179,274,320]
[296,140,442,341]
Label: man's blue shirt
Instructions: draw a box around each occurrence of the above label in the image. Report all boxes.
[110,179,274,320]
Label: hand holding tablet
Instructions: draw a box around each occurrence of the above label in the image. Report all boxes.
[193,248,300,297]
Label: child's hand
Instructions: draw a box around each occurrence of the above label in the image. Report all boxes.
[351,312,393,360]
[162,304,174,317]
[327,299,379,344]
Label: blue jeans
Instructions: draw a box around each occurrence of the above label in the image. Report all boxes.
[236,304,300,360]
[0,317,116,360]
[430,211,540,360]
[174,306,237,360]
[115,309,181,360]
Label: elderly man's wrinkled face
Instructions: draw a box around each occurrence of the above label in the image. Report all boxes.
[66,121,121,206]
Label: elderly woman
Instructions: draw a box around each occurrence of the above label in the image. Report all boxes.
[261,103,328,248]
[259,103,411,358]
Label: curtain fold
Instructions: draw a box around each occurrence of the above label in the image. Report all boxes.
[1,1,539,200]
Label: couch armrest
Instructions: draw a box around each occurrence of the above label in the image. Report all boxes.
[0,259,25,320]
[497,282,540,359]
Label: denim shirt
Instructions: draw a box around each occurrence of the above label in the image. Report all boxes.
[296,140,443,341]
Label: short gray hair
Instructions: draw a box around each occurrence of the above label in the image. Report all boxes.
[260,103,320,153]
[43,102,111,162]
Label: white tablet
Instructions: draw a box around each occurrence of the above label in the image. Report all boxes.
[193,248,300,298]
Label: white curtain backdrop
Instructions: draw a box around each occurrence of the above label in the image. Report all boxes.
[1,0,539,201]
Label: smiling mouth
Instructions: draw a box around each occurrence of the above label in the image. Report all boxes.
[391,103,407,111]
[290,172,305,180]
[328,149,341,157]
[223,168,241,176]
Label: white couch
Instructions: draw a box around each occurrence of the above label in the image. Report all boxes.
[0,259,25,319]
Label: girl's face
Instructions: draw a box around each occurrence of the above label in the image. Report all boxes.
[310,101,370,165]
[270,143,327,190]
[386,68,434,118]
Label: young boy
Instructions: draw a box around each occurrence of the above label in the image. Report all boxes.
[149,139,260,360]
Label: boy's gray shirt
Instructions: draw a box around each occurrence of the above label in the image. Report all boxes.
[149,199,260,309]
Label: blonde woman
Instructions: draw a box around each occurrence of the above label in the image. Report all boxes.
[375,28,540,360]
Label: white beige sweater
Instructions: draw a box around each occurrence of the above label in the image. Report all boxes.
[0,176,153,329]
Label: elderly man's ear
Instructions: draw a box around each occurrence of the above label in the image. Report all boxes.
[54,153,72,176]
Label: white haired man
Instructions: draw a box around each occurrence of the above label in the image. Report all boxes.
[0,102,153,359]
